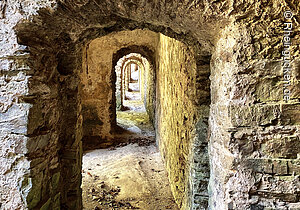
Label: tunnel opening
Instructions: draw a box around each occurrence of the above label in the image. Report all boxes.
[79,30,211,209]
[13,6,214,209]
[80,31,185,209]
[114,53,148,111]
[113,53,153,138]
[14,27,212,209]
[124,62,141,101]
[125,62,141,100]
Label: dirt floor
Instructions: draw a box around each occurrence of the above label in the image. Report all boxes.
[81,83,179,210]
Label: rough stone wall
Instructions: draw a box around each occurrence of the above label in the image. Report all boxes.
[114,57,124,110]
[80,29,158,149]
[13,23,82,210]
[124,64,130,98]
[155,33,210,209]
[0,71,31,210]
[0,1,85,209]
[0,1,65,209]
[209,2,300,209]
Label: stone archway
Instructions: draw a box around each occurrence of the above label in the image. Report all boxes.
[1,1,299,210]
[14,25,211,210]
[80,31,158,150]
[113,50,156,124]
[114,54,149,111]
[78,29,211,209]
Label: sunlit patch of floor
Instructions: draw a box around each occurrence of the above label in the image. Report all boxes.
[82,144,178,209]
[81,83,178,209]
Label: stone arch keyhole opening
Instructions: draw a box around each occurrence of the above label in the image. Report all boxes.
[114,53,151,112]
[126,62,141,99]
[11,26,212,209]
[80,31,184,209]
[112,51,155,138]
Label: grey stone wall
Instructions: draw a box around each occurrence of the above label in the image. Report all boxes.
[208,13,300,209]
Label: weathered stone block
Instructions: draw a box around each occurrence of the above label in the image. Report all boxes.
[0,104,30,134]
[245,158,297,175]
[255,77,282,102]
[261,136,300,159]
[229,104,280,127]
[288,202,300,210]
[272,160,288,175]
[245,158,273,174]
[26,174,43,209]
[27,103,44,135]
[280,103,300,125]
[288,160,300,175]
[26,133,50,153]
[53,193,61,210]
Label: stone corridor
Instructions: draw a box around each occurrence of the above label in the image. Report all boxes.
[0,1,299,210]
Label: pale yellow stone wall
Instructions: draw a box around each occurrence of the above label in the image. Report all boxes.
[156,33,200,208]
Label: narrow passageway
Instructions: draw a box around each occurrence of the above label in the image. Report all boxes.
[81,78,178,209]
